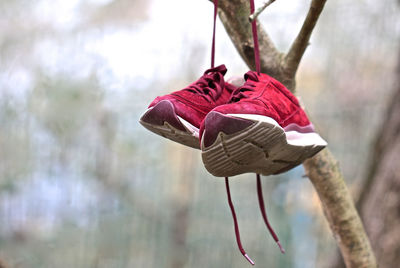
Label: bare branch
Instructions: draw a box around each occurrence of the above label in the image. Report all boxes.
[249,0,276,22]
[284,0,327,78]
[304,150,377,267]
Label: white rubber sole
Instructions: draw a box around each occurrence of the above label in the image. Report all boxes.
[201,114,327,177]
[140,108,200,149]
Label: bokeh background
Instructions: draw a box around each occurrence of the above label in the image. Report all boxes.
[1,0,399,267]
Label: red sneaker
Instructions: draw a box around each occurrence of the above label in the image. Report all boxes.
[200,71,327,176]
[140,65,238,149]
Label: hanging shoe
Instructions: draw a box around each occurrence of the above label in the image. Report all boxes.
[200,71,327,176]
[139,64,238,149]
[139,0,241,149]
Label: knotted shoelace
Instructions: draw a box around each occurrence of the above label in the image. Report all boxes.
[184,65,227,103]
[229,71,259,102]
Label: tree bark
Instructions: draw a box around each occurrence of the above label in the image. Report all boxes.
[214,0,377,267]
[304,150,377,268]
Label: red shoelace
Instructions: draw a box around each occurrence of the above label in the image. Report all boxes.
[256,174,285,254]
[229,71,258,102]
[225,174,285,266]
[182,0,223,103]
[211,0,218,68]
[184,65,226,103]
[223,0,284,265]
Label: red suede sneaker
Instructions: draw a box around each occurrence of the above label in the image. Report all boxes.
[140,65,238,149]
[200,71,327,177]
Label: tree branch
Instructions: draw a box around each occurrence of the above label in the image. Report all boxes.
[284,0,327,78]
[304,150,377,267]
[249,0,276,22]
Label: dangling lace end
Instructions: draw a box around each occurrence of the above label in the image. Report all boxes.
[277,241,285,254]
[225,177,255,266]
[256,174,285,254]
[244,253,255,265]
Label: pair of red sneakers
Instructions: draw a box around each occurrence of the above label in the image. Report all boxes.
[140,0,326,264]
[140,64,327,177]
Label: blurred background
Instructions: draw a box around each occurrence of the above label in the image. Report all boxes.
[0,0,399,267]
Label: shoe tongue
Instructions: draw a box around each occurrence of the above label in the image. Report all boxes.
[226,76,245,88]
[205,64,227,76]
[244,70,259,82]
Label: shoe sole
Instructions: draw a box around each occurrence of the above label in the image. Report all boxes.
[201,112,327,177]
[139,100,200,149]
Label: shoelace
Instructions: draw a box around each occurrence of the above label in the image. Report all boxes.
[184,65,226,103]
[250,0,261,75]
[229,71,259,102]
[184,0,224,104]
[211,0,218,68]
[224,1,284,265]
[225,175,285,266]
[256,174,285,254]
[225,177,255,265]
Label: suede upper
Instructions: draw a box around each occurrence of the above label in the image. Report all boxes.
[148,64,235,128]
[200,71,313,139]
